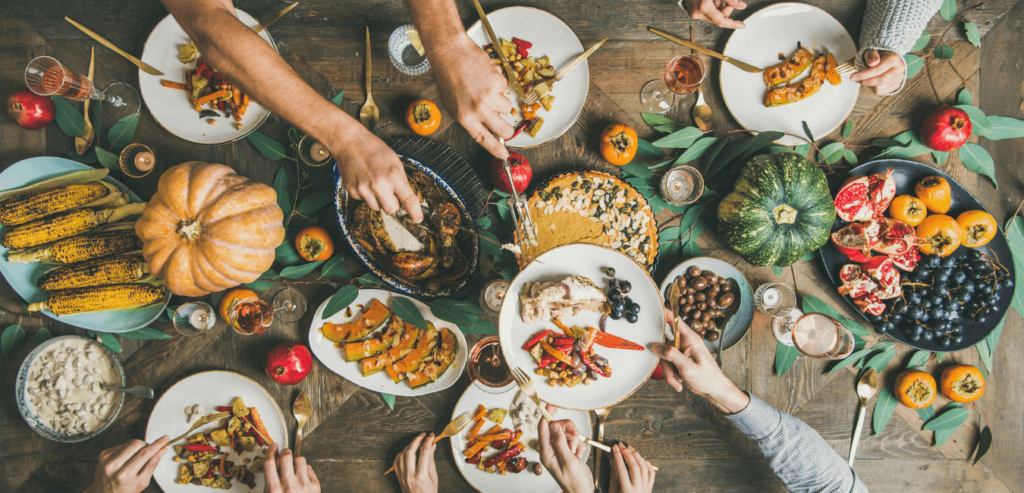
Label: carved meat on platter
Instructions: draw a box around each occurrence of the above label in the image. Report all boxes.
[520,276,607,324]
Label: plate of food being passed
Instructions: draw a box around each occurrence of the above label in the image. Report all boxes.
[139,10,274,144]
[498,243,664,411]
[719,3,859,146]
[467,6,589,147]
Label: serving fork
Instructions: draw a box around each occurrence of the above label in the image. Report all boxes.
[384,411,474,475]
[511,367,556,423]
[521,38,607,107]
[170,411,231,444]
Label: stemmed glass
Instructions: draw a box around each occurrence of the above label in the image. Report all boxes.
[776,313,856,360]
[25,56,140,120]
[227,299,277,335]
[272,287,307,323]
[639,53,706,113]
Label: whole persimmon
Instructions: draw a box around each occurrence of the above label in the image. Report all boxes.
[599,124,638,166]
[917,215,962,257]
[914,176,952,214]
[940,364,985,403]
[957,210,997,248]
[889,195,928,227]
[295,226,335,262]
[894,369,937,409]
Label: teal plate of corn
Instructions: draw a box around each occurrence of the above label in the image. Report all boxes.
[0,157,170,333]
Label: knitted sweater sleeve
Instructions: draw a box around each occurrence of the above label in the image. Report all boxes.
[857,0,943,95]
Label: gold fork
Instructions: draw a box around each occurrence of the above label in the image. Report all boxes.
[593,407,612,487]
[511,367,557,423]
[170,411,231,444]
[522,37,608,107]
[835,57,857,76]
[384,411,474,475]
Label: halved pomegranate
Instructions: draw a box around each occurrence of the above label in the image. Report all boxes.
[862,256,901,290]
[867,169,897,217]
[890,245,921,272]
[872,282,902,300]
[832,221,880,262]
[853,293,887,315]
[834,176,874,222]
[873,218,918,256]
[838,264,879,298]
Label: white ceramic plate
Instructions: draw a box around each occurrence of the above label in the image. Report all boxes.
[658,257,755,353]
[145,371,288,493]
[307,289,468,397]
[498,244,664,411]
[467,6,589,148]
[139,11,274,145]
[719,3,859,146]
[450,384,591,493]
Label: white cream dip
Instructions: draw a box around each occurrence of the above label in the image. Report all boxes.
[24,338,120,435]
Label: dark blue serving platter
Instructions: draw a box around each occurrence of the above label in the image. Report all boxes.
[334,153,481,299]
[819,159,1015,352]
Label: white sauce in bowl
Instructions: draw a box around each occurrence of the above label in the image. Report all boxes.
[24,338,120,435]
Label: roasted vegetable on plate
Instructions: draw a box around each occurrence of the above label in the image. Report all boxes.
[173,397,269,489]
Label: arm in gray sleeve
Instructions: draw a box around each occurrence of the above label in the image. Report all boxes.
[724,393,870,493]
[858,0,943,94]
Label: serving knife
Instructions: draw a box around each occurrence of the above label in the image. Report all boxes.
[648,27,764,74]
[470,0,527,99]
[253,2,299,34]
[65,17,164,76]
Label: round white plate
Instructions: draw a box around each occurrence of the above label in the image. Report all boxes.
[719,3,859,146]
[450,384,591,493]
[467,6,589,148]
[139,10,274,145]
[658,257,755,353]
[307,289,468,397]
[498,244,664,411]
[145,371,287,493]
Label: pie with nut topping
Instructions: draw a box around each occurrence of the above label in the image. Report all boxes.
[513,171,658,270]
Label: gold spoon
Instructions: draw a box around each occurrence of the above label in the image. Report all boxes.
[75,48,96,155]
[848,368,879,466]
[690,27,712,132]
[293,390,312,457]
[359,26,379,131]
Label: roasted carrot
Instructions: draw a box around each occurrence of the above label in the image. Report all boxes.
[467,418,485,440]
[194,89,229,106]
[464,440,490,458]
[248,408,275,444]
[239,94,249,116]
[161,80,188,90]
[472,404,487,421]
[552,319,574,337]
[233,86,242,106]
[482,424,503,436]
[473,432,512,442]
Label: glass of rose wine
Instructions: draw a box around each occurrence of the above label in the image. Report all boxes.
[639,54,706,113]
[775,312,855,359]
[228,299,277,335]
[25,56,140,120]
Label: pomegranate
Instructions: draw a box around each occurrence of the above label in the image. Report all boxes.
[489,150,532,194]
[866,169,896,217]
[853,293,886,316]
[921,106,971,152]
[890,244,921,272]
[872,282,902,300]
[6,89,55,130]
[872,218,918,256]
[265,342,313,386]
[831,221,880,263]
[838,264,879,298]
[862,256,901,290]
[834,176,874,222]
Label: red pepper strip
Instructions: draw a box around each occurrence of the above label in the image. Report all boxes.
[551,337,575,346]
[581,328,598,352]
[215,406,231,412]
[555,344,573,354]
[510,120,529,140]
[541,339,574,366]
[252,431,265,447]
[592,331,644,351]
[537,354,556,368]
[183,444,217,452]
[522,330,554,350]
[465,449,484,465]
[581,352,609,377]
[485,442,524,468]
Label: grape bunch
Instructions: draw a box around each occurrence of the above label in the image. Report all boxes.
[871,250,1013,348]
[604,267,639,324]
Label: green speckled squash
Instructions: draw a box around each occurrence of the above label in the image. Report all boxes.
[717,152,836,267]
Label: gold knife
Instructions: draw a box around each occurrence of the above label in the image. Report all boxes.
[470,0,526,99]
[253,2,299,34]
[65,17,164,76]
[552,37,607,82]
[648,27,763,74]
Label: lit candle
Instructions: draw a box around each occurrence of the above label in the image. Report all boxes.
[134,151,155,172]
[189,309,209,330]
[761,287,781,309]
[309,141,330,161]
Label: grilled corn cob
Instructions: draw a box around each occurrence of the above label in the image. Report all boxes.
[6,229,144,264]
[1,202,145,250]
[0,181,114,227]
[28,283,166,315]
[37,255,149,290]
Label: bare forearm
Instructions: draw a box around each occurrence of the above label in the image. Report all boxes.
[405,0,466,56]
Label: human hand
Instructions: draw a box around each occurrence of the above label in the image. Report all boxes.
[429,34,514,159]
[850,50,905,96]
[651,308,750,414]
[331,130,423,223]
[682,0,747,29]
[84,436,170,493]
[263,444,320,493]
[393,433,438,493]
[608,443,656,493]
[538,405,594,493]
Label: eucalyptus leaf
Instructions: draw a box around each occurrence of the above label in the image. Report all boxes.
[660,225,681,241]
[977,318,1005,373]
[872,386,898,434]
[940,0,957,22]
[95,147,119,171]
[872,138,910,148]
[34,327,54,345]
[842,120,854,138]
[799,251,816,261]
[499,264,517,281]
[953,105,993,135]
[480,231,502,256]
[675,137,718,165]
[658,237,680,258]
[275,240,303,267]
[273,165,291,223]
[775,342,799,376]
[246,132,289,160]
[451,301,482,314]
[493,198,512,223]
[741,131,785,160]
[278,261,324,279]
[321,285,360,319]
[654,123,687,133]
[958,88,973,105]
[916,405,936,422]
[923,404,970,431]
[793,143,811,156]
[642,113,677,127]
[681,239,701,258]
[295,190,334,216]
[983,116,1024,140]
[463,313,499,334]
[429,299,471,329]
[904,54,925,78]
[959,143,998,188]
[620,161,655,179]
[802,295,871,337]
[2,325,26,360]
[935,424,962,446]
[52,97,84,137]
[801,121,815,143]
[972,426,992,465]
[844,149,859,166]
[1005,216,1024,315]
[864,347,897,373]
[96,332,122,353]
[245,279,277,291]
[636,138,663,159]
[322,254,349,278]
[393,297,427,330]
[382,393,396,409]
[651,127,703,148]
[963,22,981,47]
[828,348,875,373]
[477,217,491,230]
[911,30,931,51]
[705,137,749,180]
[772,265,784,278]
[932,150,948,165]
[118,327,172,340]
[937,353,945,363]
[68,150,100,164]
[358,272,383,287]
[905,350,931,370]
[107,113,140,148]
[818,142,846,165]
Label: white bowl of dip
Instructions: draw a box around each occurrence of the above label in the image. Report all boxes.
[15,335,126,442]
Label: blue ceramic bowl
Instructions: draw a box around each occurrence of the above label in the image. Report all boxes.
[333,153,480,299]
[659,257,755,353]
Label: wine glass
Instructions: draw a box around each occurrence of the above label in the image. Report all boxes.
[227,299,277,335]
[272,287,307,322]
[639,54,706,113]
[173,302,216,337]
[25,56,140,120]
[775,312,855,359]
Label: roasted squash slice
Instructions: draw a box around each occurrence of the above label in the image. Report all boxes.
[360,322,420,376]
[321,298,390,343]
[764,55,826,107]
[763,47,814,87]
[409,329,459,388]
[387,322,438,383]
[344,315,404,362]
[825,53,841,86]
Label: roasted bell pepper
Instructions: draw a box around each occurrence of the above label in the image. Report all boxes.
[183,444,217,452]
[552,318,574,337]
[592,331,644,351]
[555,344,573,354]
[215,406,231,412]
[537,354,556,368]
[581,327,598,352]
[551,337,575,346]
[511,37,532,58]
[511,120,529,139]
[541,339,574,366]
[485,442,525,468]
[465,449,484,465]
[581,352,609,378]
[522,330,554,350]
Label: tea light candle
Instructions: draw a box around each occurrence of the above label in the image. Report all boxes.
[479,279,509,316]
[761,287,781,309]
[188,309,210,330]
[309,141,330,161]
[134,151,155,172]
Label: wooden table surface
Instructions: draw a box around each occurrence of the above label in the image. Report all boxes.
[3,1,1023,491]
